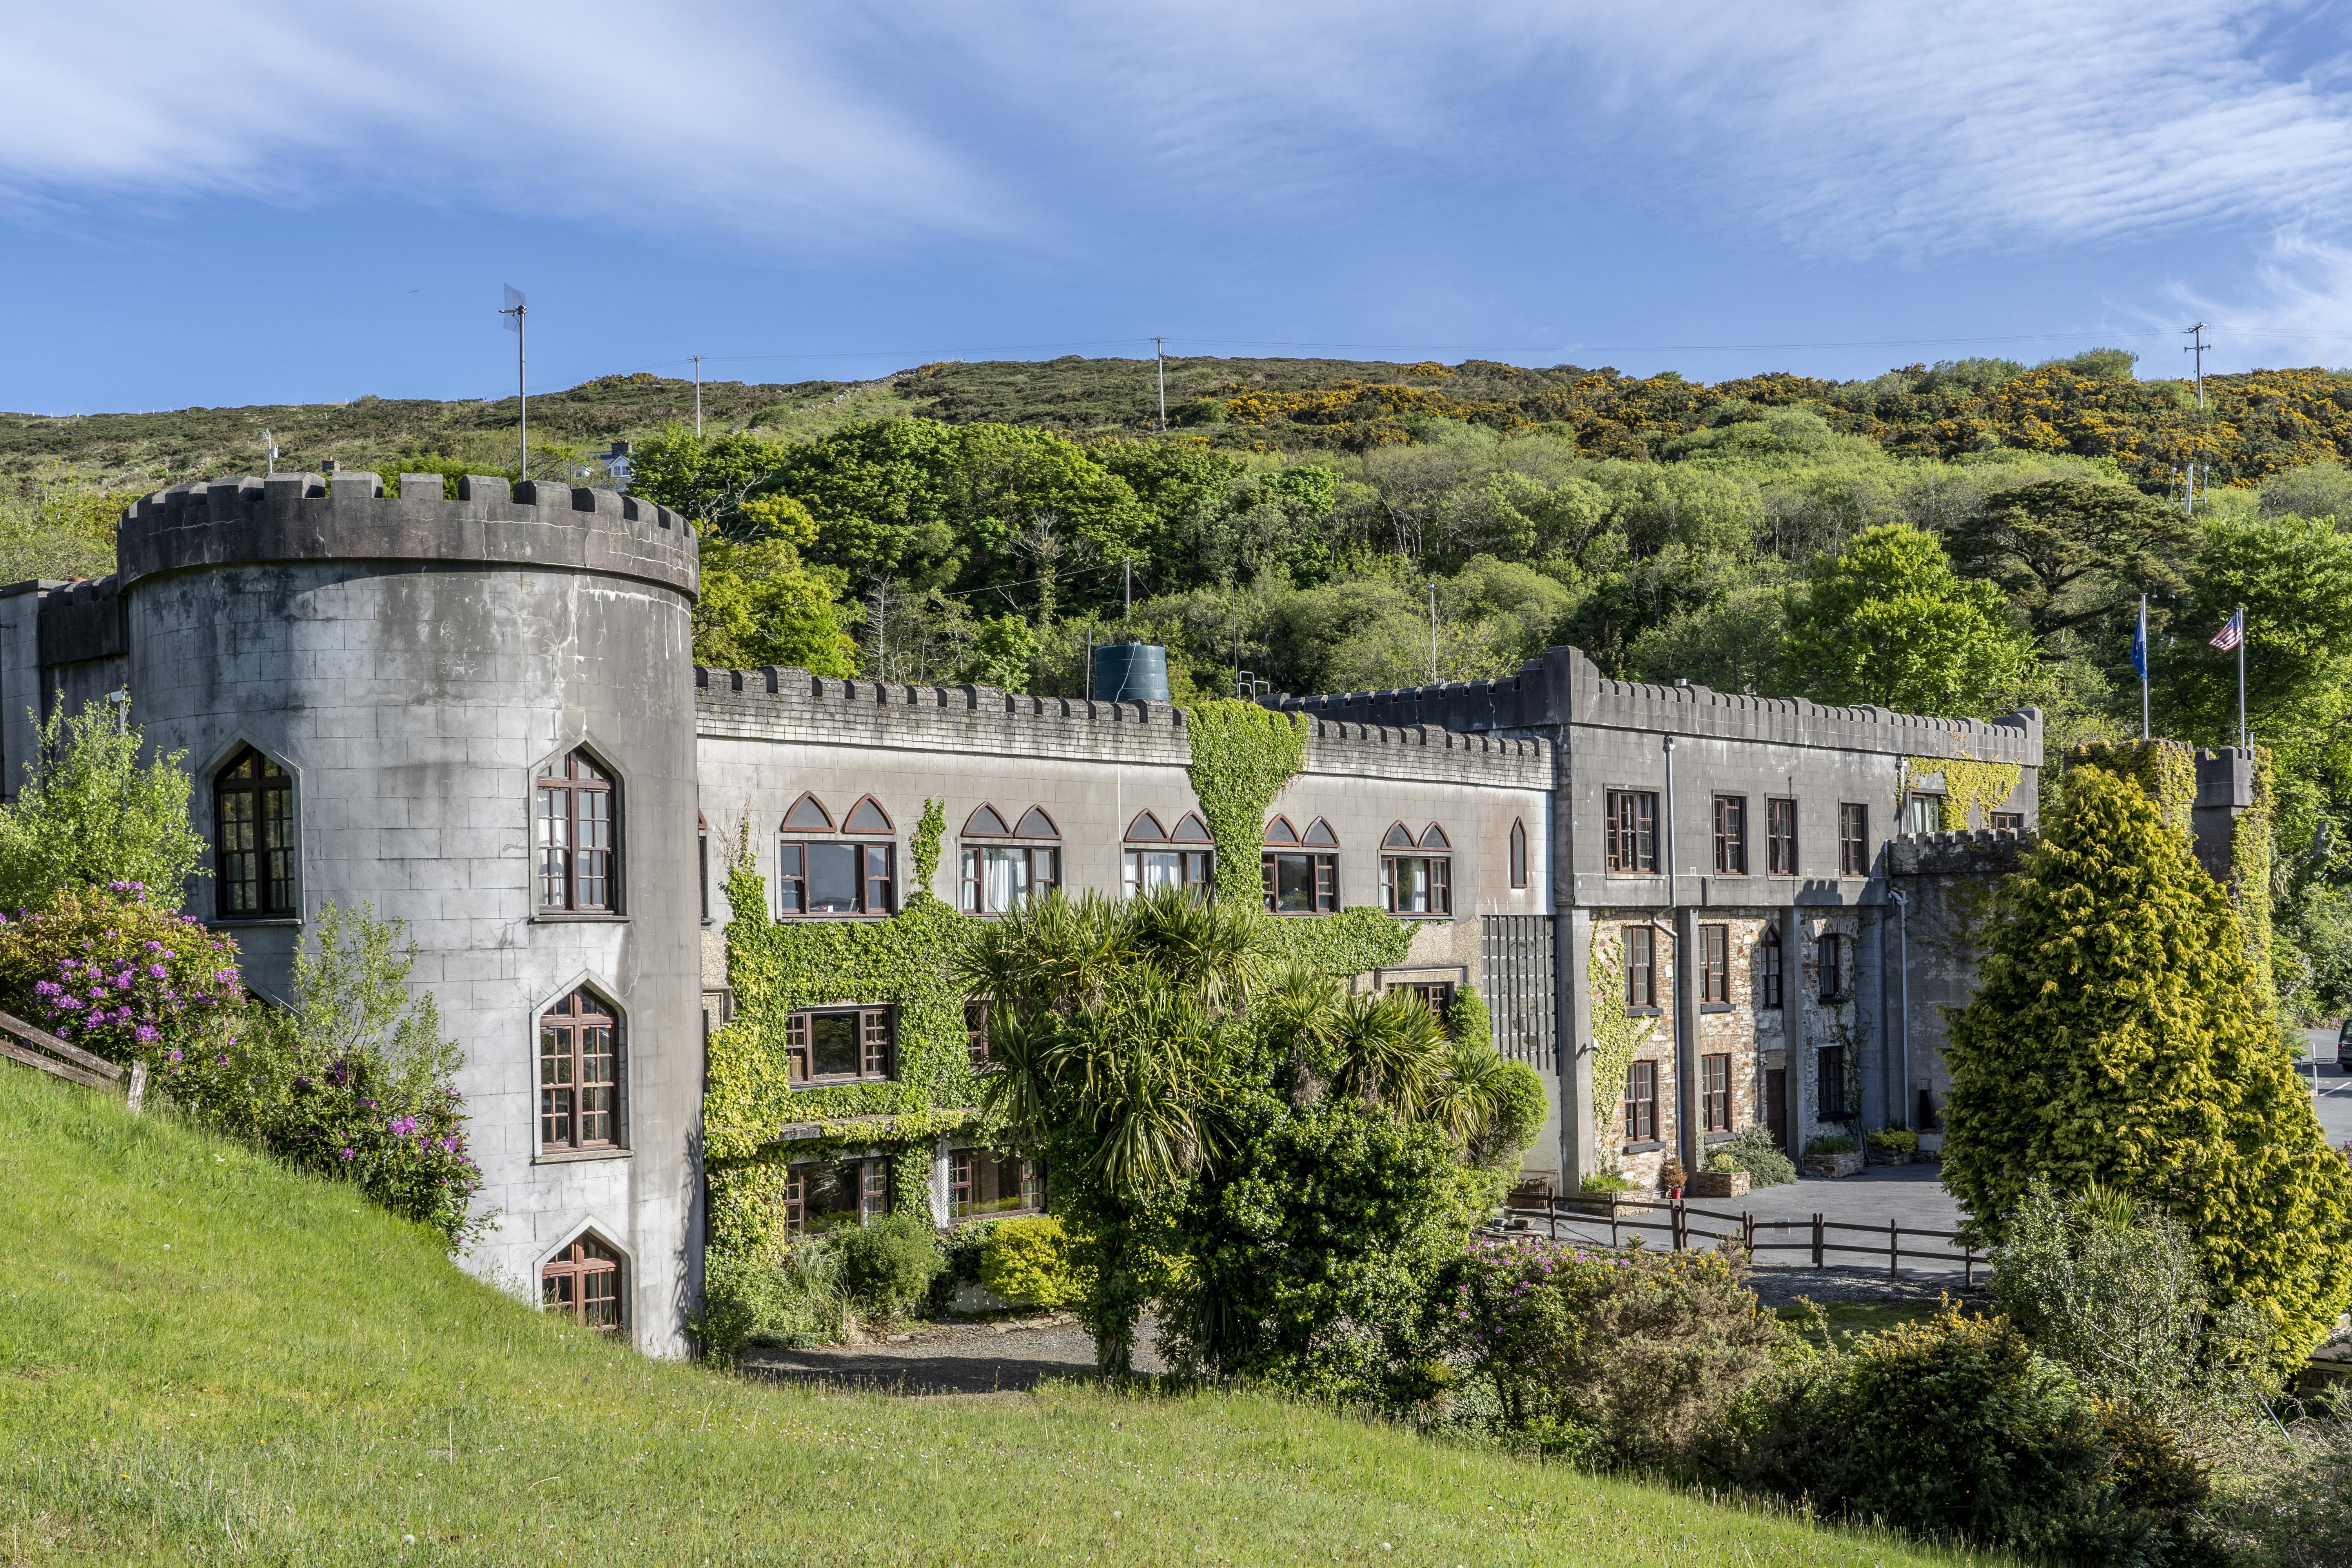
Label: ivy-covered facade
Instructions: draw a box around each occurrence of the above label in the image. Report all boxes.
[692,670,1553,1271]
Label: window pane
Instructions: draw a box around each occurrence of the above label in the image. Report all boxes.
[261,781,295,913]
[809,1013,862,1077]
[582,1265,619,1329]
[1132,850,1181,894]
[983,846,1026,912]
[577,788,612,909]
[1274,853,1315,911]
[801,1163,862,1234]
[865,844,894,913]
[540,1023,574,1147]
[579,1024,617,1143]
[806,843,860,912]
[219,788,258,912]
[536,787,569,907]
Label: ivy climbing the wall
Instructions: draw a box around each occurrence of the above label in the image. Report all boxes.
[1586,927,1654,1174]
[1184,698,1309,906]
[1899,752,2024,832]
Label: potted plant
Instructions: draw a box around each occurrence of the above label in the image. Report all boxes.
[1802,1133,1864,1178]
[1657,1156,1687,1199]
[1688,1150,1751,1198]
[1865,1127,1919,1166]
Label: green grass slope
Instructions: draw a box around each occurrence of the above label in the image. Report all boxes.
[0,1067,2004,1565]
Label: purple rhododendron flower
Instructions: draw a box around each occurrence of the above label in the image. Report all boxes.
[169,1049,183,1063]
[148,964,167,980]
[339,1147,355,1161]
[134,1025,159,1044]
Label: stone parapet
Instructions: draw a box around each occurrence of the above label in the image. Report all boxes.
[1268,644,2043,766]
[114,474,697,599]
[1297,716,1552,790]
[1884,827,2027,877]
[695,666,1192,766]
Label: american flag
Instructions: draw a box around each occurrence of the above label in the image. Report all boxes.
[2210,609,2244,651]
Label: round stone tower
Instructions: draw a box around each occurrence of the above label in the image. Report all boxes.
[114,471,701,1355]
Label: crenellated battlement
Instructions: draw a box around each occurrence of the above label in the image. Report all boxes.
[113,474,697,598]
[1267,644,2042,765]
[1295,714,1551,789]
[695,664,1193,766]
[1885,827,2028,877]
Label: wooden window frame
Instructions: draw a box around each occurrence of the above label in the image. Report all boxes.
[1699,923,1730,1006]
[776,839,896,918]
[1396,980,1456,1031]
[1380,854,1451,916]
[1818,1044,1851,1121]
[784,1157,892,1236]
[965,1000,993,1069]
[1123,846,1213,896]
[784,1005,894,1086]
[1904,792,1944,836]
[538,987,622,1153]
[541,1235,622,1331]
[698,813,710,924]
[1990,811,2025,833]
[1761,926,1783,1010]
[1624,924,1656,1011]
[1261,851,1338,914]
[962,844,1060,915]
[214,746,297,918]
[1766,797,1798,877]
[1838,802,1869,877]
[1624,1059,1659,1144]
[1818,932,1844,1001]
[1606,789,1658,875]
[1712,795,1748,875]
[1701,1051,1732,1133]
[1508,818,1528,888]
[948,1147,1046,1222]
[535,748,619,914]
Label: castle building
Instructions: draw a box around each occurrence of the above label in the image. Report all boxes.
[2,476,2053,1357]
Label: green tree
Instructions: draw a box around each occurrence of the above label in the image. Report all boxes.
[626,423,790,535]
[1942,765,2352,1376]
[0,697,207,912]
[1946,477,2198,647]
[1782,523,2034,715]
[954,614,1036,691]
[2160,512,2352,748]
[693,539,858,676]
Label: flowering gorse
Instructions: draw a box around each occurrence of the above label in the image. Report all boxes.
[0,888,240,1065]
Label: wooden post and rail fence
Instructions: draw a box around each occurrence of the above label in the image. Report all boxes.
[0,1009,145,1111]
[1504,1189,1980,1286]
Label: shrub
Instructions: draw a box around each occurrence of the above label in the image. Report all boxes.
[1434,1238,1780,1469]
[1865,1127,1918,1153]
[1990,1182,2263,1461]
[0,698,208,912]
[694,1241,849,1359]
[1705,1151,1736,1174]
[1804,1134,1856,1155]
[1578,1171,1634,1193]
[979,1214,1083,1309]
[1465,1057,1548,1173]
[1944,765,2352,1376]
[0,887,243,1064]
[2210,1387,2352,1567]
[1717,1125,1796,1187]
[1657,1156,1687,1191]
[834,1215,944,1320]
[152,903,483,1246]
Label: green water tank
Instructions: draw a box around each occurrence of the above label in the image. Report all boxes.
[1091,642,1171,703]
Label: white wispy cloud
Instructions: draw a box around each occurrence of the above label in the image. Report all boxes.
[4,0,2350,264]
[2154,227,2352,368]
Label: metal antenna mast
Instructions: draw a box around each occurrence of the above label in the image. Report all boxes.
[1153,337,1167,432]
[1428,579,1439,683]
[261,427,277,477]
[693,354,703,437]
[501,285,527,478]
[2183,323,2210,516]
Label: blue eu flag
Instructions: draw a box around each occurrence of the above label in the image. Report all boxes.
[2131,599,2149,680]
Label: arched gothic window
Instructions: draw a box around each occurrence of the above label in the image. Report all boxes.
[962,804,1059,913]
[215,746,296,917]
[778,793,896,916]
[1123,809,1212,896]
[1381,822,1451,916]
[535,749,617,913]
[539,987,621,1152]
[1508,818,1528,889]
[542,1234,622,1330]
[1263,817,1338,914]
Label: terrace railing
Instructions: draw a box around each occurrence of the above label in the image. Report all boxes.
[1504,1190,1979,1287]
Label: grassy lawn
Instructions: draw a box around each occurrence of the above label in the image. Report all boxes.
[0,1068,2012,1566]
[1776,1301,1944,1341]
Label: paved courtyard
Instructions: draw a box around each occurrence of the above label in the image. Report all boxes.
[2301,1029,2351,1150]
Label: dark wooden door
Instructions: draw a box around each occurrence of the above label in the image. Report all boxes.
[1765,1069,1789,1151]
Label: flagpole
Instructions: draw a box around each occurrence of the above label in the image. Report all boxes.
[2236,603,2247,750]
[2139,595,2150,740]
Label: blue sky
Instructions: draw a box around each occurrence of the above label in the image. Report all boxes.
[7,1,2352,414]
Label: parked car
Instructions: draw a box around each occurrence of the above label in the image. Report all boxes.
[2338,1020,2352,1070]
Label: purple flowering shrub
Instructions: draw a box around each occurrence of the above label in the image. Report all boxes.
[0,886,241,1065]
[162,1013,483,1246]
[1430,1236,1780,1466]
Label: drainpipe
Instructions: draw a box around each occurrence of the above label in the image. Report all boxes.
[1888,883,1911,1130]
[1664,737,1699,1175]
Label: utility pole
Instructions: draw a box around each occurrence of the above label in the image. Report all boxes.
[2184,323,2209,408]
[501,285,527,478]
[693,354,703,438]
[1123,558,1132,625]
[1153,337,1167,432]
[2183,323,2209,517]
[261,427,276,477]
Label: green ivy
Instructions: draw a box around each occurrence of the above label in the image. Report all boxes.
[704,867,984,1164]
[1586,927,1655,1171]
[1183,698,1307,906]
[1258,906,1415,974]
[1900,753,2023,831]
[1447,982,1492,1052]
[910,796,946,899]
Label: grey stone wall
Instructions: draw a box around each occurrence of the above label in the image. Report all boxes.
[102,476,703,1357]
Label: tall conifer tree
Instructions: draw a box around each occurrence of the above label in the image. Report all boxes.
[1944,765,2352,1374]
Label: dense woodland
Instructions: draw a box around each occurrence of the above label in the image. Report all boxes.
[4,350,2350,1018]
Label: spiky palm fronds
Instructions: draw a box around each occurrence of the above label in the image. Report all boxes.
[1329,986,1449,1121]
[1124,884,1269,1010]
